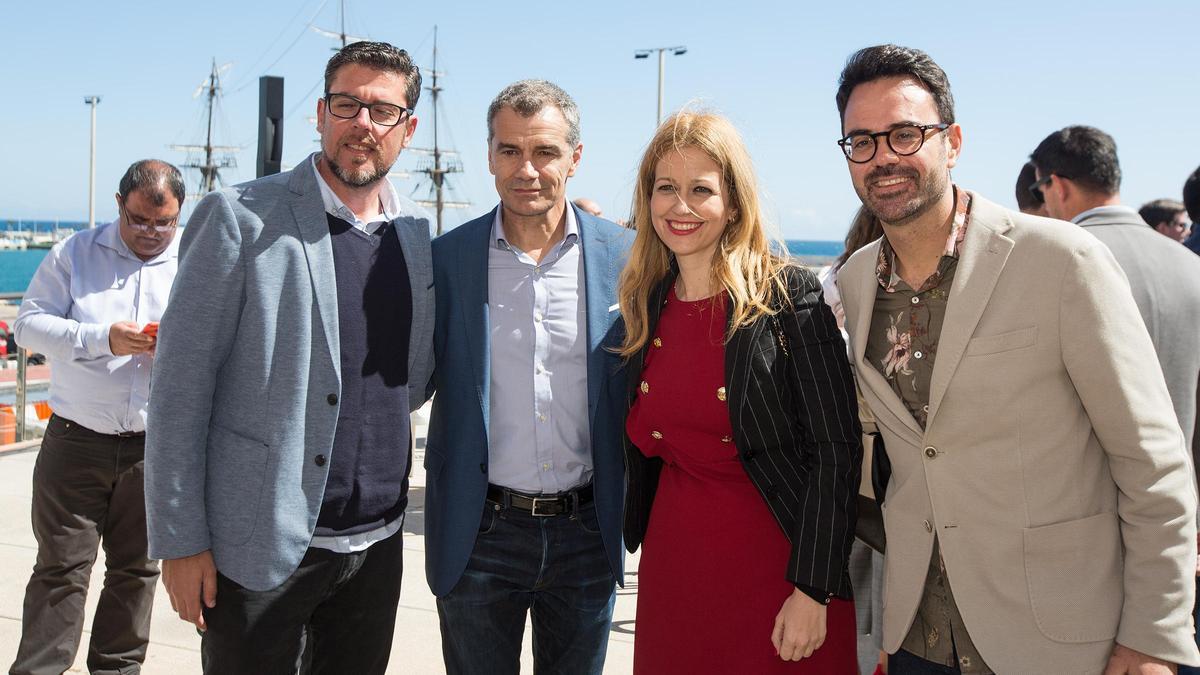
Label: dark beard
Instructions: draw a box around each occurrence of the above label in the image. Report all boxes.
[324,154,391,188]
[858,166,948,227]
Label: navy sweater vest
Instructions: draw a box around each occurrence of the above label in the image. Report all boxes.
[315,214,412,536]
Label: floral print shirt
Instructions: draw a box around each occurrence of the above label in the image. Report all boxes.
[867,186,970,429]
[865,186,993,673]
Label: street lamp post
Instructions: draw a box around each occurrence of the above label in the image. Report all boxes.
[634,46,687,126]
[84,96,101,229]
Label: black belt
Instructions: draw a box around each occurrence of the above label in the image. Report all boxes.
[50,413,145,438]
[486,483,593,517]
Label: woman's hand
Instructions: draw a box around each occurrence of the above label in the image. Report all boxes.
[771,588,827,661]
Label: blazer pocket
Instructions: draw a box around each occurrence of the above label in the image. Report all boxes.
[1023,511,1122,643]
[206,424,270,546]
[965,326,1037,356]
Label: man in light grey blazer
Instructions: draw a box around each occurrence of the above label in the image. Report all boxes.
[145,41,433,674]
[1030,125,1200,464]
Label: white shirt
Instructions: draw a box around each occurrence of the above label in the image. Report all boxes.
[14,221,179,434]
[311,154,402,233]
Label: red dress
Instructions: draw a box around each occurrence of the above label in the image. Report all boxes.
[626,288,856,674]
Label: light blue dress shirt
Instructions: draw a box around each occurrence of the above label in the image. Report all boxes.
[14,222,179,434]
[487,204,592,494]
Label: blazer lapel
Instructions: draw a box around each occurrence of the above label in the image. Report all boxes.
[925,197,1015,427]
[579,208,618,428]
[725,306,767,437]
[392,215,429,387]
[289,158,341,382]
[459,210,495,430]
[847,241,924,442]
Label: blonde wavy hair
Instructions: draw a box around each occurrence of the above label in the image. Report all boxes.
[617,111,791,359]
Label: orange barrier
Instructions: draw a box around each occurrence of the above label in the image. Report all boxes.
[0,402,53,445]
[0,406,13,445]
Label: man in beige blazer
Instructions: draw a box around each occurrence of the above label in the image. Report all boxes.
[833,44,1199,674]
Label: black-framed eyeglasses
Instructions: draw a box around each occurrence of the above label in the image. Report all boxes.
[119,203,178,234]
[837,123,950,164]
[1027,173,1065,200]
[324,93,413,127]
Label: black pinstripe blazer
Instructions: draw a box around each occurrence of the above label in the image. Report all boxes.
[623,264,862,598]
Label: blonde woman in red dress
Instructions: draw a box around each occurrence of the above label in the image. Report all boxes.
[618,111,862,673]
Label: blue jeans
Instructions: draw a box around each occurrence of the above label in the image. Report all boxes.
[436,498,616,675]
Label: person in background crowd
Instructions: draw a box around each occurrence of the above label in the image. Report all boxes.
[144,41,434,674]
[10,159,183,675]
[425,79,632,675]
[1139,198,1190,242]
[1014,161,1047,216]
[819,206,888,675]
[835,44,1198,673]
[620,110,861,672]
[573,197,604,217]
[1030,126,1200,463]
[1184,166,1200,255]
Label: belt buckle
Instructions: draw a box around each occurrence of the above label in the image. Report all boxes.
[529,496,558,517]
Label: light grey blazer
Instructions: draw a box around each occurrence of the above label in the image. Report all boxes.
[145,154,434,591]
[1076,208,1200,462]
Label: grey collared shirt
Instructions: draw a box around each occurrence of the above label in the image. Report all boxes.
[487,203,592,494]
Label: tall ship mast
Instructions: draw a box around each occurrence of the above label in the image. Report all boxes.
[171,59,240,197]
[311,0,367,50]
[409,26,470,235]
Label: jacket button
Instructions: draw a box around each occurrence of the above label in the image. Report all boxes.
[924,520,933,532]
[765,484,778,498]
[327,393,338,405]
[480,463,487,474]
[314,454,327,467]
[924,446,937,458]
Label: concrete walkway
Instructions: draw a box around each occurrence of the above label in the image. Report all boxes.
[0,404,640,673]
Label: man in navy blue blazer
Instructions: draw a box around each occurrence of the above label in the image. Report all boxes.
[426,79,632,674]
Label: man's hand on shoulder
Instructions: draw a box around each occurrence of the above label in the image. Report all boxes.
[1103,643,1176,675]
[162,549,218,630]
[108,321,156,356]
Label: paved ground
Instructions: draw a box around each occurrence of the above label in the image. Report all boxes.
[0,403,640,673]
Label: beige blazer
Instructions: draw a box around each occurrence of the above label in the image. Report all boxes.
[838,193,1199,673]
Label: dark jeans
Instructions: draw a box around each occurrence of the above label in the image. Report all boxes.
[436,499,616,675]
[890,649,963,674]
[10,415,159,675]
[200,527,405,675]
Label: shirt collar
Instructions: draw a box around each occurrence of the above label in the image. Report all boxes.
[311,154,403,231]
[95,219,180,264]
[876,184,971,292]
[491,201,579,253]
[1070,204,1139,224]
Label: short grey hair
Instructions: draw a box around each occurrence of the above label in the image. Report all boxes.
[118,159,186,207]
[487,79,581,148]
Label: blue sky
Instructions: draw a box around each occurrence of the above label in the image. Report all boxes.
[3,0,1197,240]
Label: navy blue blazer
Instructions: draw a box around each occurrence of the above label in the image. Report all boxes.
[424,204,633,597]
